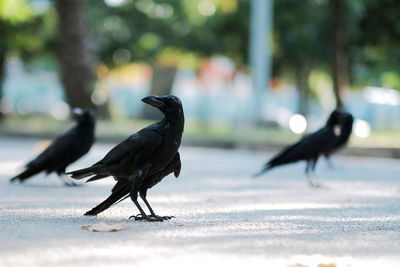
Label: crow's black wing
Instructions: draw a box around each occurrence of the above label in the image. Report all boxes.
[68,128,163,179]
[10,127,82,182]
[142,152,181,190]
[154,152,181,179]
[268,127,337,168]
[26,128,80,170]
[78,130,166,214]
[96,128,163,166]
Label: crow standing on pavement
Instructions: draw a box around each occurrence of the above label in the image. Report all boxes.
[10,109,95,186]
[254,110,352,187]
[67,95,184,221]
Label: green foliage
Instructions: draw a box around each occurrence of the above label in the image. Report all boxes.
[348,0,400,90]
[381,71,400,89]
[87,0,249,68]
[3,0,400,93]
[273,0,331,74]
[0,0,33,23]
[0,0,56,64]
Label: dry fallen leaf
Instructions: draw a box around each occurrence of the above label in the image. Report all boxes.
[82,222,126,232]
[317,263,337,267]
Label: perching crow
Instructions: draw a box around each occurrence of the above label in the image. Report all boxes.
[254,110,350,187]
[10,109,95,186]
[67,95,184,221]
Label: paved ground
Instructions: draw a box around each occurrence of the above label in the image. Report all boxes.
[1,137,400,267]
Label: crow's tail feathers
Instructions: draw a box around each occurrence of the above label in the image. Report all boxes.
[86,175,109,183]
[253,164,272,178]
[66,165,104,180]
[84,179,130,216]
[10,165,42,183]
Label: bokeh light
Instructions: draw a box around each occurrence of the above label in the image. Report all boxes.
[50,101,70,120]
[289,114,307,134]
[112,48,131,65]
[104,0,126,7]
[198,0,216,16]
[154,4,174,19]
[354,119,371,138]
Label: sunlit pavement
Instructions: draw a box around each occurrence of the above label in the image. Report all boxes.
[1,137,400,267]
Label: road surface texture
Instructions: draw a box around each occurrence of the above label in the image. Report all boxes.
[1,137,400,267]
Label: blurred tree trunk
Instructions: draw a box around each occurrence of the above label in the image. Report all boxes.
[0,19,6,120]
[55,0,109,116]
[296,62,312,116]
[0,48,5,120]
[141,65,177,120]
[331,0,348,108]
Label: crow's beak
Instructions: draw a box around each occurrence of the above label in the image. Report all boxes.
[142,96,164,108]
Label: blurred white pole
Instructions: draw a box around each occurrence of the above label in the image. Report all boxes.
[250,0,273,123]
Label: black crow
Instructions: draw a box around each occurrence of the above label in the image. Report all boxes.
[67,95,184,221]
[10,109,95,186]
[254,110,350,187]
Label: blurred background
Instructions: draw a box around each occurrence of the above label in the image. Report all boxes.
[1,0,399,150]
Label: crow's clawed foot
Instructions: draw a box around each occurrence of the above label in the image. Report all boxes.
[309,179,329,189]
[130,214,149,221]
[148,215,175,222]
[129,214,174,222]
[309,179,321,188]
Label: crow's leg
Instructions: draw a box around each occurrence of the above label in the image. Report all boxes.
[127,166,167,222]
[128,168,162,222]
[305,160,312,181]
[59,174,80,187]
[308,158,321,188]
[128,181,149,221]
[306,158,321,188]
[324,154,334,169]
[139,190,174,222]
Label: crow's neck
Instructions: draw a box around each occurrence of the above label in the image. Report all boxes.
[78,120,95,134]
[340,121,353,137]
[162,114,184,133]
[327,123,337,129]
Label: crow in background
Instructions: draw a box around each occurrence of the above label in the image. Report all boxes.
[254,110,351,187]
[10,109,95,186]
[67,95,184,221]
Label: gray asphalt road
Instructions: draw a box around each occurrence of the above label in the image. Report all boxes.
[1,137,400,267]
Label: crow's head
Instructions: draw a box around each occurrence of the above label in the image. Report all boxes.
[72,108,95,124]
[142,95,183,118]
[326,109,353,127]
